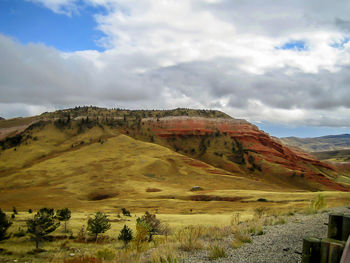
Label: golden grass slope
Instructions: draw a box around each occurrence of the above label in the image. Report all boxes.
[0,126,278,213]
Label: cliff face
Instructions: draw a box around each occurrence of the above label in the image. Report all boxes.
[144,116,347,191]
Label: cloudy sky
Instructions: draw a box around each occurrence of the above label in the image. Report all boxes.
[1,0,350,137]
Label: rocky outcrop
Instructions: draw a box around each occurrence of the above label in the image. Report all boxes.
[145,116,347,191]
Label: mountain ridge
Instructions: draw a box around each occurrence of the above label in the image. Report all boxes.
[281,133,350,152]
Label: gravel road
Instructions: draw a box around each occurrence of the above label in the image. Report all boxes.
[183,206,350,263]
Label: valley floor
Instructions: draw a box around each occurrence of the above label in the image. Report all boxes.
[1,205,350,262]
[184,206,350,263]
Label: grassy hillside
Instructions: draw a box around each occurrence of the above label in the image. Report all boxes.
[0,107,349,213]
[0,120,280,213]
[281,134,350,152]
[312,149,350,162]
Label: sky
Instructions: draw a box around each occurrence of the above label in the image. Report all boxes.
[1,0,350,138]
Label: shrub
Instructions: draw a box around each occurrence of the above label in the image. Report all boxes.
[26,208,60,248]
[136,211,161,242]
[13,206,18,214]
[28,209,33,213]
[56,208,71,232]
[121,208,131,217]
[0,209,12,241]
[118,225,133,248]
[38,207,55,216]
[135,220,151,251]
[208,245,226,260]
[87,212,111,241]
[310,194,326,213]
[13,227,26,237]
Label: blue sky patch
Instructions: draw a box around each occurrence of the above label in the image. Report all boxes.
[276,40,308,51]
[0,0,107,52]
[330,37,350,49]
[254,122,349,138]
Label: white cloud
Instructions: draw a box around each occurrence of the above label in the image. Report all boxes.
[26,0,80,16]
[2,0,350,129]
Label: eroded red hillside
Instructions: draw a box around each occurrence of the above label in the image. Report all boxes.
[143,116,347,191]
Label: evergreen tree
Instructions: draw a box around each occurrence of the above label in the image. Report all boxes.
[26,208,60,248]
[118,225,133,248]
[87,212,111,240]
[56,208,71,233]
[0,209,12,241]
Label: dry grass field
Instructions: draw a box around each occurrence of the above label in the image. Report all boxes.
[1,109,350,262]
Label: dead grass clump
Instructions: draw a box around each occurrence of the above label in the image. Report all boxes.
[234,231,252,244]
[146,188,162,192]
[176,226,203,251]
[231,238,243,249]
[208,245,227,260]
[307,194,327,214]
[96,248,115,261]
[148,244,183,263]
[247,224,264,236]
[254,207,268,219]
[230,212,241,226]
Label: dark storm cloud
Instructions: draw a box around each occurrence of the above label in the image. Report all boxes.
[0,35,162,107]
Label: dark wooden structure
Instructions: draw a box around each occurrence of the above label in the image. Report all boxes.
[302,213,350,263]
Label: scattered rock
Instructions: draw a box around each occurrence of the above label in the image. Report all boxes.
[190,186,203,191]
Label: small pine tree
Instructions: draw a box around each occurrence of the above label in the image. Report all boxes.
[0,209,12,241]
[26,208,60,248]
[56,208,71,233]
[11,214,15,219]
[87,212,111,241]
[118,225,133,248]
[12,206,17,214]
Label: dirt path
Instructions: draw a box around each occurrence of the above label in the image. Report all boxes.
[184,206,350,263]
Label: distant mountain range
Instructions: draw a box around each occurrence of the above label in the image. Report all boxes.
[280,134,350,152]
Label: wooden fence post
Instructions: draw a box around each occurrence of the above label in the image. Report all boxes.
[302,237,321,263]
[341,214,350,241]
[328,214,343,240]
[320,238,345,263]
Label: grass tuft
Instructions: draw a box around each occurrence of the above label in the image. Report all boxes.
[208,245,227,260]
